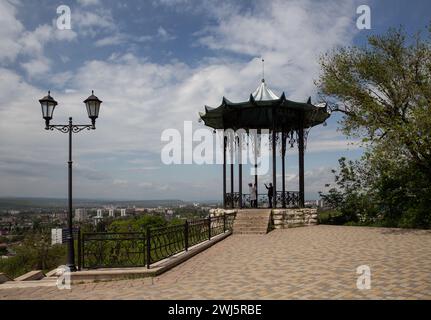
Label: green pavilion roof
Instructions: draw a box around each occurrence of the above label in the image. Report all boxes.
[200,80,330,131]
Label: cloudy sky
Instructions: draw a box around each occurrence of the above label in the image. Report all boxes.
[0,0,429,201]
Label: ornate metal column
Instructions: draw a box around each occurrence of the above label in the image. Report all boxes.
[281,131,287,208]
[223,136,227,208]
[230,161,234,209]
[39,91,103,271]
[272,130,277,208]
[254,132,259,208]
[47,118,96,272]
[298,113,305,208]
[271,105,277,209]
[237,136,243,208]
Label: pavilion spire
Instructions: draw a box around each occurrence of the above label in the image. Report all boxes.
[252,58,279,101]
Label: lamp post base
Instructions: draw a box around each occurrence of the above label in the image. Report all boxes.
[66,264,77,272]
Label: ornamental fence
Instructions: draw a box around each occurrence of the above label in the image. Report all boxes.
[225,191,300,208]
[78,213,235,269]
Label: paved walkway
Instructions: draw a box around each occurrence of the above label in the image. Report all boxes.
[1,225,431,299]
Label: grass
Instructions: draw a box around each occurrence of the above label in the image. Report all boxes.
[317,209,343,224]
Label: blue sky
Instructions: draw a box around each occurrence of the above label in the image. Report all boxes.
[0,0,429,201]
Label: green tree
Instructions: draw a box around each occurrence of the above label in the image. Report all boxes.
[0,232,66,278]
[108,215,168,232]
[317,26,431,228]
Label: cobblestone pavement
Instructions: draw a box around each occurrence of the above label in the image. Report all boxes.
[1,225,431,300]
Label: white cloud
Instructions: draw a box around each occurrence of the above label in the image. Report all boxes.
[95,34,127,47]
[0,0,361,199]
[77,0,101,6]
[157,26,176,41]
[0,1,24,62]
[73,8,116,37]
[286,166,336,195]
[0,2,76,78]
[95,33,153,47]
[113,179,128,186]
[20,57,51,77]
[198,0,357,99]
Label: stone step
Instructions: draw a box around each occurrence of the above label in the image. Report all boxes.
[233,220,268,224]
[234,215,269,218]
[233,219,269,223]
[234,225,268,229]
[0,273,12,284]
[233,223,268,228]
[14,270,45,281]
[234,230,268,234]
[234,218,268,221]
[236,211,270,215]
[232,209,271,235]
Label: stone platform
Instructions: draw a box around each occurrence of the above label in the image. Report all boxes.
[272,208,318,229]
[233,209,272,234]
[1,226,430,299]
[210,207,318,230]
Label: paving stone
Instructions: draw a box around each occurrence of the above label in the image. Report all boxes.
[0,225,430,299]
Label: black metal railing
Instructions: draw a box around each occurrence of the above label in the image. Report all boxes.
[276,191,301,207]
[225,191,300,208]
[147,223,185,266]
[81,232,146,269]
[80,213,236,269]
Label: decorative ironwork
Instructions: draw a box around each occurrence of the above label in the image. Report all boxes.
[82,232,146,269]
[225,192,241,208]
[209,215,224,237]
[288,130,296,148]
[241,192,300,208]
[188,218,209,247]
[304,128,310,150]
[80,213,236,269]
[48,124,93,133]
[149,224,185,264]
[276,191,300,207]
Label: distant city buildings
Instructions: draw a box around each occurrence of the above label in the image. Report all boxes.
[51,228,63,245]
[108,209,114,217]
[74,208,87,222]
[0,202,214,233]
[6,210,20,215]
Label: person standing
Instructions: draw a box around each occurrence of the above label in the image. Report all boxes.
[253,183,258,207]
[249,183,257,208]
[264,183,274,208]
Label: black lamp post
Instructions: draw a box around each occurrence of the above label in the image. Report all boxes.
[39,90,102,271]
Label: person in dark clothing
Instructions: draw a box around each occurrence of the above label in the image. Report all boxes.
[264,183,274,208]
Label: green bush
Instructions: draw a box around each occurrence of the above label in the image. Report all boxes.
[0,233,66,278]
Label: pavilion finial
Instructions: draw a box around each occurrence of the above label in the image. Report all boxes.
[261,58,265,82]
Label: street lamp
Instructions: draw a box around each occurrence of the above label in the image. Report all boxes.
[39,90,102,271]
[84,90,102,128]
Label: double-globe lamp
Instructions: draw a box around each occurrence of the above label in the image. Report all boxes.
[38,90,102,271]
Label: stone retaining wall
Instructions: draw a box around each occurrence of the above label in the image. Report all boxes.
[272,208,318,229]
[209,208,237,217]
[210,208,318,229]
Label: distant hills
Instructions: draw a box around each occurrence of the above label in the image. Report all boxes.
[0,197,189,211]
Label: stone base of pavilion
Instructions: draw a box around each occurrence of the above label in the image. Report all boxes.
[210,207,318,229]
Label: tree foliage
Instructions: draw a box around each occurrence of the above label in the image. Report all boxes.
[108,215,171,232]
[318,26,431,228]
[0,232,66,278]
